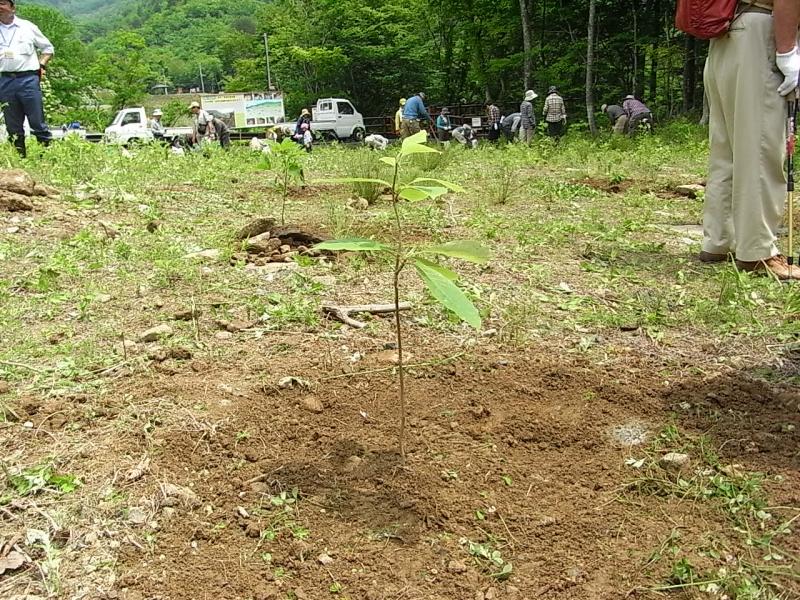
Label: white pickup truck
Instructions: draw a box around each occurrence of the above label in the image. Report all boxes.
[104,107,193,145]
[311,98,365,141]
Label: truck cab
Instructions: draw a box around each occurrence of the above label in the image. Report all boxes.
[104,108,153,145]
[311,98,365,141]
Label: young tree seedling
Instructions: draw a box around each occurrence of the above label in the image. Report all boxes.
[314,131,489,457]
[261,138,306,225]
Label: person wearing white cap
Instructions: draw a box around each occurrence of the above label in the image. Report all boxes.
[149,108,166,140]
[519,90,537,144]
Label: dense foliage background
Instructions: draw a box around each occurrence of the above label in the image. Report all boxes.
[27,0,706,128]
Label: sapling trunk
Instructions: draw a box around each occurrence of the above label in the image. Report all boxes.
[281,168,289,225]
[390,162,406,459]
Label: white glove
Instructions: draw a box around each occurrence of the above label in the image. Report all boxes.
[776,47,800,96]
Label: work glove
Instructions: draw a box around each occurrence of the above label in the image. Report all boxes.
[776,47,800,96]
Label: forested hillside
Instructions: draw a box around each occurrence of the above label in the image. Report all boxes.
[25,0,705,125]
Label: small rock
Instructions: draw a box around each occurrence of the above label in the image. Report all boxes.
[161,507,176,521]
[279,376,312,390]
[0,381,10,395]
[347,197,369,210]
[98,220,120,239]
[127,507,148,525]
[660,452,691,471]
[675,183,705,198]
[566,566,587,583]
[96,293,112,303]
[474,592,485,600]
[279,244,291,253]
[484,588,498,600]
[343,455,363,472]
[0,169,35,196]
[6,226,19,234]
[301,396,324,414]
[83,532,98,545]
[161,482,200,508]
[375,350,412,365]
[168,347,193,361]
[185,249,221,260]
[138,324,173,343]
[317,553,334,566]
[0,190,34,212]
[481,328,498,337]
[237,506,250,519]
[448,560,468,574]
[173,309,201,321]
[115,340,139,356]
[235,217,276,241]
[215,331,233,340]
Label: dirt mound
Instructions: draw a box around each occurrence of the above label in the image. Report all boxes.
[232,220,328,265]
[0,169,60,211]
[108,351,800,599]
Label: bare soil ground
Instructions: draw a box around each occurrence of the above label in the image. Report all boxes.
[1,137,799,600]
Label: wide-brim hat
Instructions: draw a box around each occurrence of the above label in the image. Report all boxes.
[301,108,310,116]
[600,104,608,112]
[548,86,557,94]
[399,98,407,106]
[441,107,450,115]
[189,101,200,109]
[524,90,538,101]
[624,95,635,100]
[152,109,163,117]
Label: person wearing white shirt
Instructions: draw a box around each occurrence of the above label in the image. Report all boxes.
[149,109,166,140]
[189,100,230,149]
[0,0,53,156]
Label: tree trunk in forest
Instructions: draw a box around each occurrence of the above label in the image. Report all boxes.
[520,0,533,90]
[632,8,638,95]
[586,0,598,135]
[648,42,658,102]
[682,36,697,113]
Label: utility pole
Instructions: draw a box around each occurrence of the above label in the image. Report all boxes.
[199,64,206,93]
[263,33,273,91]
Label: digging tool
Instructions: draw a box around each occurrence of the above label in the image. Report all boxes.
[787,90,798,278]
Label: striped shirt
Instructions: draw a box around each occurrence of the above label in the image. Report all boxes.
[623,97,650,118]
[487,104,500,125]
[543,94,566,122]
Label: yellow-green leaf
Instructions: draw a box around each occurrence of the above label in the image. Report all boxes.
[421,240,490,263]
[414,261,481,329]
[313,238,389,252]
[379,157,397,168]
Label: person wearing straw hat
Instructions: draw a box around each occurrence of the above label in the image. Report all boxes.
[519,89,537,144]
[149,108,166,140]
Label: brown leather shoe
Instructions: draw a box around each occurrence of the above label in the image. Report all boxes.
[736,254,800,280]
[698,251,733,263]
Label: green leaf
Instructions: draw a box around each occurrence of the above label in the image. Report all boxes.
[491,562,513,580]
[421,240,490,264]
[313,238,389,252]
[410,177,466,193]
[401,130,428,148]
[413,258,458,281]
[401,143,440,156]
[312,177,392,188]
[398,186,446,201]
[414,260,481,328]
[379,157,397,168]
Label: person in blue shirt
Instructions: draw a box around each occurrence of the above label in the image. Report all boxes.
[400,92,431,139]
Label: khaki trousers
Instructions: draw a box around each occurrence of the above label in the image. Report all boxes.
[399,119,421,139]
[519,128,534,144]
[703,13,786,262]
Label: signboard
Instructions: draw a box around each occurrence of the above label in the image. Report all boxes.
[201,92,286,128]
[471,117,482,128]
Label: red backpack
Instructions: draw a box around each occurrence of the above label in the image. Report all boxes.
[675,0,738,39]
